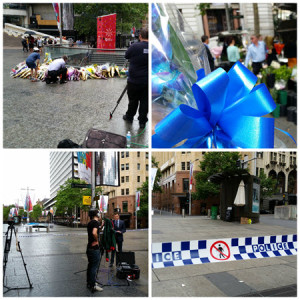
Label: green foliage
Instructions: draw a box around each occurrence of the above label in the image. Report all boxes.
[3,205,14,221]
[193,152,242,200]
[55,178,102,216]
[196,3,211,16]
[259,171,278,200]
[31,204,42,222]
[273,65,292,81]
[74,3,148,38]
[152,156,162,193]
[137,179,148,218]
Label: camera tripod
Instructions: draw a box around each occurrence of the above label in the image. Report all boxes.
[3,222,33,294]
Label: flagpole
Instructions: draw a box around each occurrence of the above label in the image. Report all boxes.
[59,3,62,44]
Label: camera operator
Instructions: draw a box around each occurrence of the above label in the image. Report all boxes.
[86,208,104,292]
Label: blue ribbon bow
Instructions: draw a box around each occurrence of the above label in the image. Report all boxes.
[152,62,281,148]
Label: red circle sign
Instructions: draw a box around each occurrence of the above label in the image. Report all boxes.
[210,241,231,261]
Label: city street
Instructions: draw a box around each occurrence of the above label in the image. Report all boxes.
[152,212,297,297]
[3,224,148,297]
[3,48,148,148]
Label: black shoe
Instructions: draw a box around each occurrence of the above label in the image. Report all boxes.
[109,263,113,267]
[60,80,67,84]
[45,78,50,84]
[123,115,133,123]
[139,123,146,129]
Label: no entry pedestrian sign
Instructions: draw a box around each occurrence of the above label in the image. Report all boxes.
[152,234,297,269]
[210,241,230,261]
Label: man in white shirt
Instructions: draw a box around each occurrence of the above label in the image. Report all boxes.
[46,55,68,84]
[245,35,267,75]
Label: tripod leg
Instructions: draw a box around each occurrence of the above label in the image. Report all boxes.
[13,227,33,288]
[3,225,13,286]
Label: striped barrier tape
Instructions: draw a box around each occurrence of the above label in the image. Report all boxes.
[152,234,297,269]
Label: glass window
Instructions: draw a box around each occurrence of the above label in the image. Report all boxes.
[121,152,124,158]
[126,152,129,158]
[146,152,148,158]
[146,164,149,171]
[137,163,140,170]
[146,176,148,181]
[126,188,129,195]
[121,176,124,183]
[137,152,140,157]
[121,164,125,171]
[121,189,124,195]
[122,201,128,213]
[137,176,140,182]
[187,161,190,170]
[181,162,185,170]
[183,178,189,192]
[126,176,129,182]
[126,163,129,170]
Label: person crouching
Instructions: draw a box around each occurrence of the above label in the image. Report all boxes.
[46,55,68,84]
[25,47,40,82]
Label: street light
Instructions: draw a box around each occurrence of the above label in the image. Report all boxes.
[189,158,199,216]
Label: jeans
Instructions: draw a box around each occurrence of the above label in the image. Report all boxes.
[86,248,101,288]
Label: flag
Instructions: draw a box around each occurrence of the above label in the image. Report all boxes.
[189,162,194,190]
[77,152,92,184]
[98,195,108,213]
[28,194,33,212]
[136,191,141,211]
[52,3,61,32]
[50,207,54,215]
[151,168,158,191]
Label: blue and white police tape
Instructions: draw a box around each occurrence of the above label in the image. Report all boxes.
[152,234,297,269]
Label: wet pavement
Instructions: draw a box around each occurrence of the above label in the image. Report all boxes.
[3,224,148,297]
[152,212,297,297]
[3,49,149,148]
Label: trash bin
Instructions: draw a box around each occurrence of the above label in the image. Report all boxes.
[211,206,218,220]
[278,90,288,105]
[225,207,233,222]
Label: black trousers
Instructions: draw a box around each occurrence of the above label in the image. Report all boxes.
[252,62,263,75]
[110,239,123,265]
[125,82,148,124]
[48,67,67,82]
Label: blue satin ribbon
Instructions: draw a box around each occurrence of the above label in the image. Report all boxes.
[152,62,280,148]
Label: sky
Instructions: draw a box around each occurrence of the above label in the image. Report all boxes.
[2,150,50,207]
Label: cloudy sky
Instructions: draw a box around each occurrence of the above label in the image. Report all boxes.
[2,150,50,207]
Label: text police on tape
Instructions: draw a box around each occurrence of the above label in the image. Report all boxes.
[252,242,289,252]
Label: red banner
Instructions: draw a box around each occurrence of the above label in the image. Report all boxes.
[97,13,117,49]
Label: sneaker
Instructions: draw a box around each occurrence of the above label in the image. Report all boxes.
[123,115,133,123]
[92,285,103,292]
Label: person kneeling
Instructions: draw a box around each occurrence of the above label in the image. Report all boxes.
[46,55,68,84]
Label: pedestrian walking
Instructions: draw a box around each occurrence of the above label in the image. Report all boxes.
[123,27,148,129]
[86,208,104,293]
[21,36,28,52]
[226,36,240,67]
[245,35,267,75]
[25,47,40,82]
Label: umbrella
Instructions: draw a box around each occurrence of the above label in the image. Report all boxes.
[234,180,246,206]
[24,30,36,35]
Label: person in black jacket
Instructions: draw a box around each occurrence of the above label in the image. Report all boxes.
[123,27,148,129]
[86,208,104,292]
[109,213,126,267]
[201,35,215,72]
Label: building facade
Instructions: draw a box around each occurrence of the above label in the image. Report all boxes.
[152,151,297,215]
[103,151,149,228]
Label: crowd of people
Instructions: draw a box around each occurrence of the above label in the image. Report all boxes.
[202,33,297,75]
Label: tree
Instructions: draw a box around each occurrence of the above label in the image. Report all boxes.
[259,171,278,202]
[193,152,242,200]
[31,204,42,222]
[152,156,162,193]
[3,205,14,221]
[55,178,102,216]
[74,3,148,39]
[196,3,211,16]
[137,180,148,218]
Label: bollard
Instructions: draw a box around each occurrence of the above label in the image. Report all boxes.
[26,227,28,233]
[38,227,40,232]
[47,226,50,233]
[160,210,162,215]
[208,209,211,218]
[29,226,32,233]
[182,209,185,218]
[16,228,18,233]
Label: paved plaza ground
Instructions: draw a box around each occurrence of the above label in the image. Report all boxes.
[152,212,297,297]
[3,224,148,297]
[3,48,148,148]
